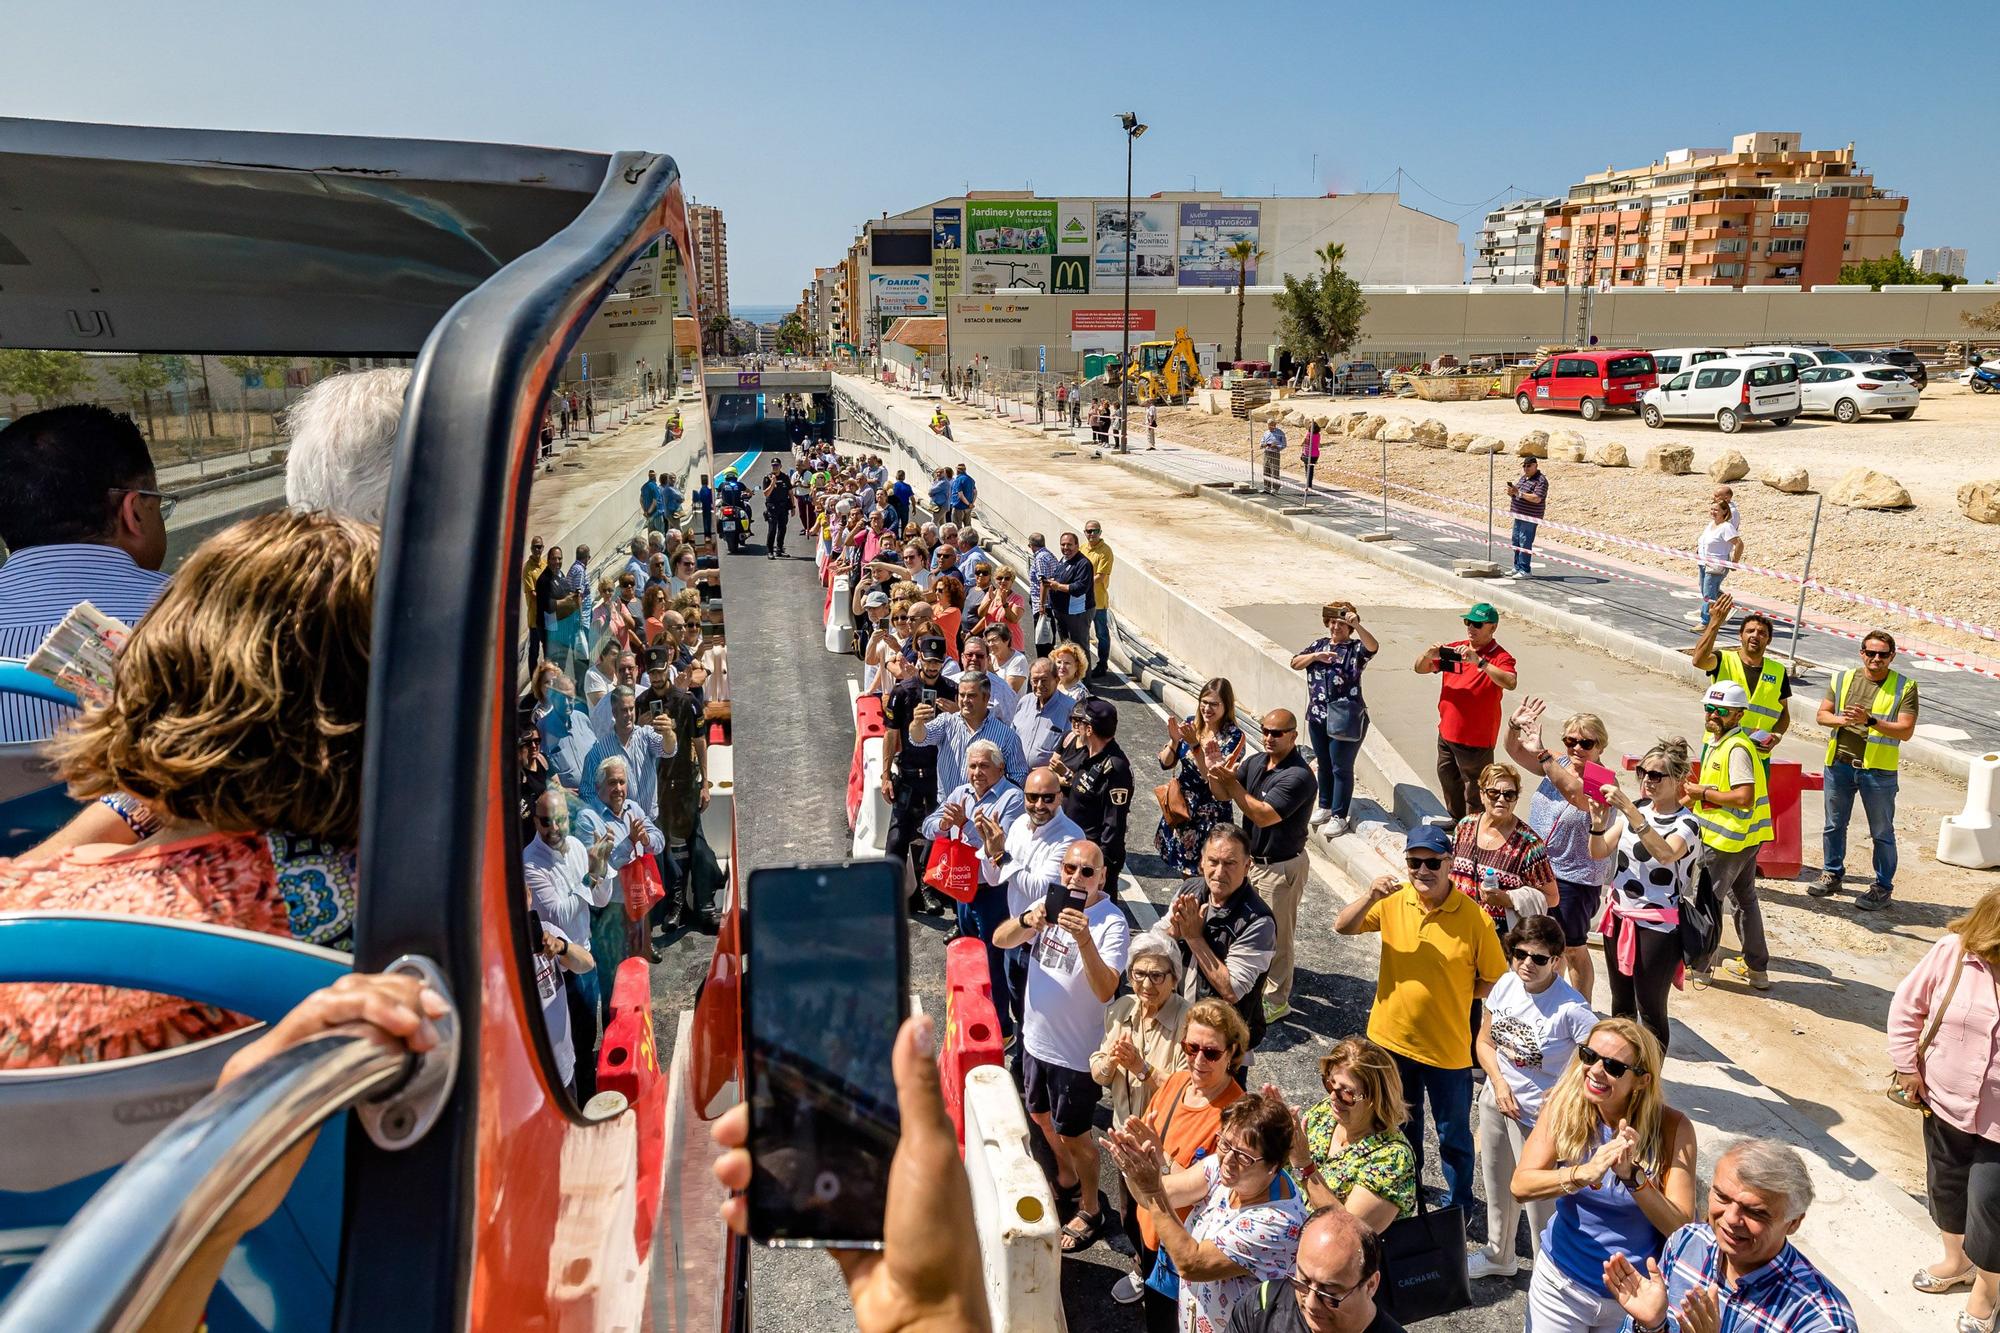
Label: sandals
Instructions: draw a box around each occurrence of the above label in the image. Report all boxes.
[1914,1265,1976,1295]
[1059,1207,1107,1255]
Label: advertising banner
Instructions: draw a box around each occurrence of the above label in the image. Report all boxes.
[953,298,1034,328]
[1094,201,1177,289]
[1178,204,1261,287]
[616,238,662,298]
[931,207,962,299]
[965,200,1058,255]
[1068,308,1154,354]
[1056,200,1092,253]
[870,273,932,316]
[966,254,1050,295]
[1050,254,1091,294]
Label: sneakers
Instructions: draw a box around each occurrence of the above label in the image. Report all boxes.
[1466,1248,1520,1281]
[1263,999,1292,1025]
[1508,569,1529,579]
[1111,1273,1145,1305]
[1722,957,1771,990]
[1309,807,1333,828]
[1856,885,1895,912]
[1806,872,1842,898]
[1324,815,1351,837]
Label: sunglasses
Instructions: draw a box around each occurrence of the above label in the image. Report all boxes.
[1483,788,1520,801]
[1182,1040,1227,1064]
[1023,791,1059,804]
[1405,855,1445,870]
[1563,736,1601,751]
[1637,767,1671,782]
[1061,863,1101,877]
[1703,705,1735,717]
[1578,1046,1644,1080]
[1261,726,1295,737]
[1861,649,1894,660]
[1463,619,1491,629]
[1511,948,1556,966]
[1290,1274,1357,1309]
[1214,1141,1260,1167]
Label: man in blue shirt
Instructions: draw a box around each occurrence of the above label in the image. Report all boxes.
[950,464,978,523]
[927,468,953,518]
[909,670,1028,802]
[921,737,1026,1020]
[660,476,684,531]
[640,472,665,534]
[889,470,915,532]
[1011,659,1076,769]
[693,474,714,538]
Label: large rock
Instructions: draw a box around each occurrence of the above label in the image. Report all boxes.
[1707,450,1750,483]
[1446,431,1475,452]
[1351,414,1388,441]
[1645,445,1695,475]
[1589,441,1630,468]
[1413,418,1450,448]
[1548,440,1588,463]
[1761,466,1811,494]
[1380,416,1417,443]
[1251,403,1286,423]
[1829,467,1912,510]
[1282,409,1312,429]
[1466,434,1507,455]
[1548,428,1587,455]
[1959,481,2000,524]
[1516,433,1549,458]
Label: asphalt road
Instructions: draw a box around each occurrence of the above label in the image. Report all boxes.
[649,481,1534,1333]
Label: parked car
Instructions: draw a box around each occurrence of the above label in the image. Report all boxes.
[1650,347,1731,379]
[1844,347,1928,389]
[1515,348,1657,420]
[1640,356,1800,433]
[1797,364,1920,421]
[1332,361,1383,395]
[1734,344,1858,371]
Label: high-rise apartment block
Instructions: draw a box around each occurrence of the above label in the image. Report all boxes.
[1909,247,1967,279]
[1473,197,1563,285]
[1540,132,1905,289]
[690,201,730,320]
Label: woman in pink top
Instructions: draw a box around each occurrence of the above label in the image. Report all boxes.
[1888,888,2000,1330]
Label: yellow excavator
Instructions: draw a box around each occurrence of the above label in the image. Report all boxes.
[1124,326,1204,405]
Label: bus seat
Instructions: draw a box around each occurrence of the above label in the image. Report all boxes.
[0,662,82,858]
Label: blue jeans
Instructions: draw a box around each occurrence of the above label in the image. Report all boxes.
[1823,763,1899,889]
[1091,607,1112,673]
[956,881,1019,1039]
[1511,518,1537,574]
[1699,567,1727,621]
[1307,714,1364,818]
[1390,1054,1476,1212]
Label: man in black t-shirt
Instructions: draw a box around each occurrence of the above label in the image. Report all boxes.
[1223,1206,1402,1332]
[882,636,960,916]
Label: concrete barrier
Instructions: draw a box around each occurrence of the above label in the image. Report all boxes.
[961,1064,1061,1332]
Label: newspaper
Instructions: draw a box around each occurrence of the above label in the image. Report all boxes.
[24,601,131,708]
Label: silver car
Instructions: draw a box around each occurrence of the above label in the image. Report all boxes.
[1797,364,1920,422]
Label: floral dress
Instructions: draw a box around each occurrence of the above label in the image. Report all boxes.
[1299,1099,1418,1217]
[1300,637,1375,739]
[1154,718,1244,875]
[1181,1155,1306,1333]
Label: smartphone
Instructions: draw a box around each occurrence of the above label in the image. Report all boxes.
[744,859,909,1249]
[920,687,937,705]
[1042,881,1086,925]
[646,697,667,721]
[1579,759,1617,805]
[1436,646,1463,669]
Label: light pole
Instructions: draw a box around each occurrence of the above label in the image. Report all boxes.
[1116,111,1147,454]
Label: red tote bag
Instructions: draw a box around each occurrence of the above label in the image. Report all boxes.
[922,836,980,904]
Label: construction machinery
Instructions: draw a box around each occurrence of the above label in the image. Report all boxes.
[1125,325,1205,404]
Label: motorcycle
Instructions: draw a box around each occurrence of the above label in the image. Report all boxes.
[717,500,750,553]
[1970,359,2000,395]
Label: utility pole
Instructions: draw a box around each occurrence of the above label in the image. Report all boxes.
[1117,111,1148,455]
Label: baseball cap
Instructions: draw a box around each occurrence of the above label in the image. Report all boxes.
[1703,681,1750,710]
[1405,825,1453,855]
[863,591,890,609]
[1077,697,1118,738]
[916,635,948,660]
[1464,602,1499,625]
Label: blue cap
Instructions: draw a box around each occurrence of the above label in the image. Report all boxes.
[1404,824,1452,855]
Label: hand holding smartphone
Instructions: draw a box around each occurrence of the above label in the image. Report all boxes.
[1578,759,1617,806]
[1435,645,1463,669]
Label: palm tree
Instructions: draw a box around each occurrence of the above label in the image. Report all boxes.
[1316,241,1347,272]
[1224,239,1269,363]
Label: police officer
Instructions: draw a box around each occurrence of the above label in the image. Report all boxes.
[1051,697,1135,890]
[882,635,961,918]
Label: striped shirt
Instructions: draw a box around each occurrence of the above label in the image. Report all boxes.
[1635,1223,1857,1332]
[0,545,169,743]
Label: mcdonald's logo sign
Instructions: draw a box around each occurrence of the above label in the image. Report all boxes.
[1051,256,1090,294]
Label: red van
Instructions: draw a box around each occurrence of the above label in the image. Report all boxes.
[1516,349,1658,420]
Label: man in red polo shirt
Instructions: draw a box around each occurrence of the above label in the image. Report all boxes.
[1415,602,1519,820]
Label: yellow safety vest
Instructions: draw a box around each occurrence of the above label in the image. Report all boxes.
[1695,728,1772,852]
[1825,669,1910,772]
[1714,649,1789,729]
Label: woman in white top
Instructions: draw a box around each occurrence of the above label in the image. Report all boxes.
[1694,500,1742,624]
[1588,738,1700,1055]
[981,623,1030,696]
[1471,913,1599,1279]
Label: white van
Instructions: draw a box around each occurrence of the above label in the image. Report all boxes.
[1649,347,1731,379]
[1641,356,1801,433]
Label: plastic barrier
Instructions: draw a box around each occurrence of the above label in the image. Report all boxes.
[851,736,889,855]
[1939,751,2000,869]
[825,575,851,653]
[961,1064,1062,1333]
[939,938,1006,1150]
[845,695,888,831]
[595,956,667,1257]
[1622,753,1820,880]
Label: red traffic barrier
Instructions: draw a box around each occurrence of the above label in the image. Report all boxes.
[846,695,889,830]
[1620,752,1822,881]
[595,956,667,1257]
[940,938,1006,1152]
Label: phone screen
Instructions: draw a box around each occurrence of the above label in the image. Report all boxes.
[1579,759,1617,805]
[1436,646,1462,669]
[744,859,908,1249]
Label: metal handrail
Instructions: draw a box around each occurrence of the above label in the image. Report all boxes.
[0,1033,408,1333]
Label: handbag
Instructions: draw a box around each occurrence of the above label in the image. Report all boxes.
[1140,1081,1191,1301]
[1677,863,1724,972]
[1034,607,1058,650]
[618,852,665,921]
[1326,695,1369,744]
[1887,940,1971,1113]
[1377,1192,1473,1323]
[922,836,980,904]
[1154,775,1192,828]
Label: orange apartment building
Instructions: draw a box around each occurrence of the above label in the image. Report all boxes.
[1541,132,1906,289]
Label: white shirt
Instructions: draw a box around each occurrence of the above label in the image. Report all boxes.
[1022,895,1130,1072]
[522,834,615,948]
[995,650,1031,690]
[531,922,576,1087]
[979,807,1085,915]
[1483,970,1597,1124]
[1697,519,1739,570]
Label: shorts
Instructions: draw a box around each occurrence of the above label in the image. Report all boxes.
[1022,1051,1102,1138]
[1552,879,1604,948]
[1924,1113,2000,1270]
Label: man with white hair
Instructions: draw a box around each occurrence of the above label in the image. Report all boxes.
[284,367,410,525]
[1605,1136,1856,1333]
[581,686,677,822]
[574,754,666,968]
[923,738,1025,960]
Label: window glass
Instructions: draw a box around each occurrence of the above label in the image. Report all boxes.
[1799,368,1827,383]
[1748,364,1794,387]
[1605,355,1654,378]
[1667,373,1692,392]
[1691,351,1726,365]
[1693,368,1740,390]
[1655,355,1681,375]
[1555,358,1593,377]
[1817,349,1853,363]
[1867,368,1909,382]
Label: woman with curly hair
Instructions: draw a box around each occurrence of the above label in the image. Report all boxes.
[0,510,375,1068]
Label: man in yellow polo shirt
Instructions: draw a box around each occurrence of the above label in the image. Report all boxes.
[1335,822,1506,1214]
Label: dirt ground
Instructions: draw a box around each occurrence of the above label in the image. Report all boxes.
[1158,382,2000,663]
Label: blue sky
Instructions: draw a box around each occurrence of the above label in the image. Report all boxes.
[2,3,1986,303]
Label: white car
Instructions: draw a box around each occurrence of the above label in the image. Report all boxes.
[1649,347,1731,379]
[1641,356,1801,433]
[1797,364,1920,422]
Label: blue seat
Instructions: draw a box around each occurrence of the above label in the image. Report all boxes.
[0,661,82,858]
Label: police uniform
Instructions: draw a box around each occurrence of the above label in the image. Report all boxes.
[884,672,959,909]
[1056,736,1134,888]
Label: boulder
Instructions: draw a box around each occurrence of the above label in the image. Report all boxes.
[1351,414,1388,441]
[1707,450,1750,483]
[1282,409,1312,429]
[1310,412,1333,429]
[1589,441,1630,468]
[1548,441,1587,463]
[1547,428,1587,455]
[1828,467,1912,510]
[1959,481,2000,524]
[1447,431,1477,452]
[1251,403,1286,423]
[1466,434,1507,455]
[1761,466,1811,494]
[1380,416,1417,443]
[1515,434,1548,458]
[1644,445,1695,475]
[1413,418,1450,448]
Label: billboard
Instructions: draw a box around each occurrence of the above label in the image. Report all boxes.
[869,273,932,316]
[965,200,1058,256]
[1178,203,1261,287]
[931,207,962,298]
[1095,201,1177,290]
[870,230,931,267]
[1050,254,1091,294]
[1056,200,1092,253]
[1069,308,1156,353]
[966,254,1049,295]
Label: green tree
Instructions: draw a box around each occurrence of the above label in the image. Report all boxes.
[703,314,730,358]
[217,355,295,446]
[1273,242,1369,367]
[1224,238,1269,363]
[105,353,174,439]
[1837,252,1962,290]
[0,349,93,411]
[776,313,808,353]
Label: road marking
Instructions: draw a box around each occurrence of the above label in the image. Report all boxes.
[1567,595,1606,606]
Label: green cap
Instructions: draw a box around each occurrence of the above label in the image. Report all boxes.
[1464,602,1499,624]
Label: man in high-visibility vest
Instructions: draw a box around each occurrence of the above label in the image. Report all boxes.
[1691,592,1789,753]
[1690,681,1773,990]
[1811,630,1917,912]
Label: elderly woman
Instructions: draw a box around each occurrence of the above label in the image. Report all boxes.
[1289,600,1379,836]
[1509,698,1615,994]
[1154,677,1245,878]
[1092,936,1192,1299]
[1890,888,2000,1331]
[1451,761,1558,929]
[1288,1035,1416,1229]
[1106,1091,1306,1333]
[0,511,372,1068]
[1050,642,1091,704]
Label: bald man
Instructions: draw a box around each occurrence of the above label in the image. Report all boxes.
[1224,1205,1401,1332]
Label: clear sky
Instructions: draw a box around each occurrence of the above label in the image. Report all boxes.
[2,3,1987,303]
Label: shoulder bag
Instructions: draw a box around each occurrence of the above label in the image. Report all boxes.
[1886,939,1971,1114]
[1677,860,1724,973]
[1377,1189,1473,1323]
[1154,769,1192,827]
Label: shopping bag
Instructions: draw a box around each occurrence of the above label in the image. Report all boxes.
[619,854,665,922]
[1378,1195,1472,1323]
[922,836,980,904]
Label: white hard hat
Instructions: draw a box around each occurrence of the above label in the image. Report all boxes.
[1703,681,1750,710]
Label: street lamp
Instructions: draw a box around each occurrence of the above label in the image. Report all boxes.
[1117,112,1147,454]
